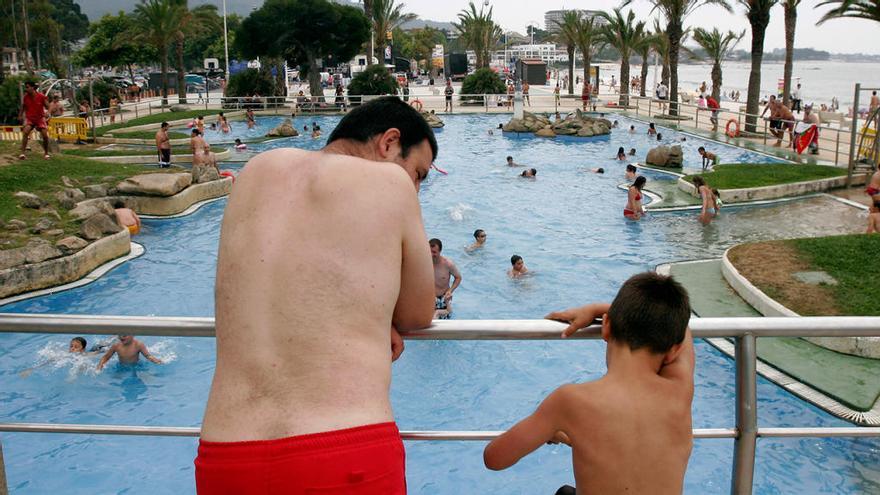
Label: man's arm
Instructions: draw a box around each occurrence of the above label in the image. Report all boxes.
[484,386,571,470]
[96,345,118,370]
[445,260,462,300]
[392,173,435,331]
[138,341,163,364]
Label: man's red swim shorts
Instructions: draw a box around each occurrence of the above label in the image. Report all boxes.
[195,422,406,494]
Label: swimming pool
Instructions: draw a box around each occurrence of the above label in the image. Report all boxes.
[1,114,875,494]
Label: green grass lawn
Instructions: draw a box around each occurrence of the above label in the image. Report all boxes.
[96,110,221,136]
[61,147,191,157]
[108,130,190,140]
[790,234,880,316]
[684,163,846,189]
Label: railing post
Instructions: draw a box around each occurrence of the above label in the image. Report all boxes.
[763,120,768,145]
[732,334,757,495]
[847,83,861,187]
[0,436,8,495]
[648,98,652,117]
[835,129,841,166]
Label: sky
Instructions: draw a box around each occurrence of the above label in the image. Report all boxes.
[78,0,880,55]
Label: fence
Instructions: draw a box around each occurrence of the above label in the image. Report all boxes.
[0,314,879,495]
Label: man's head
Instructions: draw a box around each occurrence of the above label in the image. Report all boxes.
[112,199,125,208]
[510,255,524,270]
[473,229,486,241]
[69,337,87,353]
[605,272,690,355]
[698,146,706,154]
[191,128,200,136]
[626,164,637,173]
[429,238,442,258]
[118,335,133,345]
[327,96,438,191]
[506,156,513,164]
[24,81,37,94]
[804,104,812,114]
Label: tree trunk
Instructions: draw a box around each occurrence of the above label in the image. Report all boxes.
[782,3,797,107]
[666,19,682,116]
[306,51,323,102]
[567,46,575,95]
[745,14,770,133]
[364,0,374,66]
[640,56,649,97]
[161,47,169,106]
[582,50,591,89]
[711,61,722,103]
[619,59,630,107]
[21,0,33,74]
[176,36,188,105]
[661,61,669,87]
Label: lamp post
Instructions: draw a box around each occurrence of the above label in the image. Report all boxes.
[222,0,230,87]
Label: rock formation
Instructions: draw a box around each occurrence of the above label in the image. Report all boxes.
[502,110,612,138]
[266,118,299,137]
[421,111,445,128]
[645,145,684,168]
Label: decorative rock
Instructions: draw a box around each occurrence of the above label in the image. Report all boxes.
[0,247,27,270]
[41,208,62,221]
[7,219,27,231]
[69,200,116,222]
[535,127,556,138]
[192,164,221,184]
[83,184,109,199]
[24,239,63,264]
[45,229,65,237]
[421,111,445,128]
[646,145,683,167]
[56,187,85,203]
[56,236,89,254]
[169,104,190,112]
[116,173,192,197]
[31,218,54,234]
[577,127,594,137]
[61,176,79,188]
[505,110,611,138]
[102,176,117,183]
[266,118,300,137]
[80,213,123,240]
[14,191,46,209]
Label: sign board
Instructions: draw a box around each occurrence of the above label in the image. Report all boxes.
[431,44,444,70]
[204,58,219,70]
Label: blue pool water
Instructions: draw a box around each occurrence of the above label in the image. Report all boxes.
[1,115,876,494]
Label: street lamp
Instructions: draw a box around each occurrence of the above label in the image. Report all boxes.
[222,0,230,85]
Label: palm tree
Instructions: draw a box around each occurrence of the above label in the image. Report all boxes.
[781,0,800,107]
[133,0,178,105]
[553,10,581,95]
[652,19,672,87]
[453,2,502,69]
[170,0,220,104]
[600,9,651,107]
[574,14,603,91]
[816,0,880,23]
[625,0,731,115]
[739,0,778,132]
[372,0,416,65]
[692,28,744,102]
[363,0,374,65]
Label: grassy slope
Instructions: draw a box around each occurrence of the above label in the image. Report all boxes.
[684,163,845,189]
[62,147,191,157]
[790,234,880,316]
[96,110,221,136]
[109,130,191,140]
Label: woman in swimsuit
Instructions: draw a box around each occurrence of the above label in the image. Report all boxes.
[692,176,720,224]
[625,176,646,220]
[647,123,657,136]
[616,147,626,160]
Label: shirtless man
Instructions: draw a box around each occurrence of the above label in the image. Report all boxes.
[866,167,880,203]
[799,105,820,154]
[506,155,522,167]
[96,335,162,370]
[155,122,171,168]
[430,238,462,319]
[48,95,64,118]
[197,97,437,494]
[508,255,528,278]
[466,229,487,252]
[870,91,879,116]
[113,199,142,235]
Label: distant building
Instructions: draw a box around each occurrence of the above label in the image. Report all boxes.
[2,48,23,76]
[495,43,569,65]
[544,9,607,33]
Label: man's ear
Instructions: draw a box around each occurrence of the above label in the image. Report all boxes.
[601,313,611,343]
[374,128,402,160]
[662,342,684,365]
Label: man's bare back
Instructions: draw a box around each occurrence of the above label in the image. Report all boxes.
[202,145,435,442]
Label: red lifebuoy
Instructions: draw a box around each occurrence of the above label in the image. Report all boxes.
[725,119,740,138]
[219,170,235,183]
[410,99,423,112]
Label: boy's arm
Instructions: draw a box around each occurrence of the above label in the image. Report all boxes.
[546,303,610,338]
[659,327,695,389]
[484,386,571,471]
[138,341,163,364]
[96,345,117,370]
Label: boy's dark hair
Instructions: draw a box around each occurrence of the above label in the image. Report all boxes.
[161,122,169,129]
[510,255,522,265]
[112,199,125,208]
[473,229,485,239]
[72,337,87,349]
[25,80,37,88]
[698,146,706,152]
[506,156,513,161]
[692,176,705,188]
[429,238,442,251]
[531,168,537,175]
[626,164,637,172]
[607,272,691,353]
[191,128,200,135]
[596,168,604,174]
[327,96,438,160]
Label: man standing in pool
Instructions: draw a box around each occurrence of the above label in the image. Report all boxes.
[197,97,437,494]
[430,238,462,319]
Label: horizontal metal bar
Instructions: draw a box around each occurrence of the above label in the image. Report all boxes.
[1,314,879,339]
[757,427,880,438]
[0,423,737,439]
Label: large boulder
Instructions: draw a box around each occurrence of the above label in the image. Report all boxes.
[192,163,221,184]
[421,111,445,128]
[116,173,192,197]
[266,118,299,137]
[69,200,116,222]
[0,247,28,270]
[30,218,55,234]
[668,145,684,167]
[535,127,556,138]
[56,236,89,254]
[83,184,109,199]
[14,192,46,209]
[550,110,611,138]
[169,104,190,112]
[80,213,123,240]
[502,118,529,133]
[6,219,27,231]
[24,239,63,264]
[646,145,684,168]
[55,188,85,209]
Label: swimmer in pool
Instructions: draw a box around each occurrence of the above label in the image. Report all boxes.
[234,138,248,151]
[629,125,636,133]
[698,146,718,171]
[466,229,487,252]
[96,335,162,371]
[521,168,537,178]
[647,123,657,136]
[629,148,636,156]
[508,255,529,278]
[616,147,626,160]
[625,164,638,181]
[656,132,663,141]
[19,337,104,377]
[113,199,141,236]
[692,175,720,225]
[625,176,647,220]
[591,168,605,174]
[506,155,522,167]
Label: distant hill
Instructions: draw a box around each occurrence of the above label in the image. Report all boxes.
[78,0,362,19]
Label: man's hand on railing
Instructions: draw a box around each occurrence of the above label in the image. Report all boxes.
[390,325,405,362]
[545,303,610,338]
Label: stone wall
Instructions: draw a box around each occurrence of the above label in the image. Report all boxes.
[678,173,868,203]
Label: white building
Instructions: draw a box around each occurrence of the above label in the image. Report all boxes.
[544,9,607,33]
[2,48,23,76]
[494,43,569,65]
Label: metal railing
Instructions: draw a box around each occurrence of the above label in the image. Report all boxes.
[1,314,879,494]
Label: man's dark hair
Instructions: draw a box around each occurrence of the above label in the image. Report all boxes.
[506,156,513,161]
[161,122,169,128]
[698,146,706,152]
[510,255,522,266]
[626,164,637,172]
[429,238,442,251]
[473,229,485,239]
[192,128,200,135]
[327,96,438,160]
[607,272,690,353]
[24,80,37,89]
[112,199,125,208]
[72,337,87,349]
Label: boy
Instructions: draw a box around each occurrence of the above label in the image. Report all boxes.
[521,168,537,178]
[508,255,528,278]
[466,229,487,252]
[698,146,718,171]
[96,335,163,370]
[484,272,694,494]
[867,201,880,234]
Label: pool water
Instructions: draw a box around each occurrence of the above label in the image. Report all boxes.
[1,115,876,494]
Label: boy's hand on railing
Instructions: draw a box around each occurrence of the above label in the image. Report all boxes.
[545,303,610,338]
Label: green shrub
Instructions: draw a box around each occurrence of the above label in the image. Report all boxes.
[226,69,276,98]
[461,68,506,103]
[0,75,40,124]
[347,65,398,103]
[75,78,120,109]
